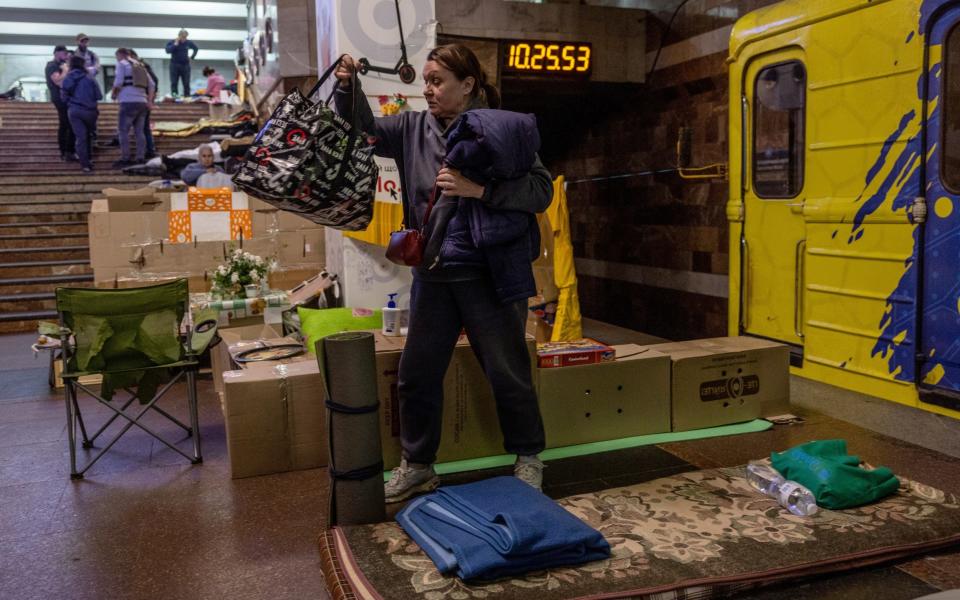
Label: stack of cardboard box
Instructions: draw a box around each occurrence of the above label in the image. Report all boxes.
[88,189,326,293]
[216,328,534,479]
[212,325,790,479]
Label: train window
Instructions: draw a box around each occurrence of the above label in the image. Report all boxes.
[753,61,806,198]
[943,24,960,192]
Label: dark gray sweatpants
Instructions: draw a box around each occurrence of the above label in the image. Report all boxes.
[398,276,545,465]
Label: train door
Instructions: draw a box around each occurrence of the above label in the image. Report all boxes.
[741,51,807,351]
[919,10,960,409]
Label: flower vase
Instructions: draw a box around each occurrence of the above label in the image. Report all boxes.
[244,284,260,299]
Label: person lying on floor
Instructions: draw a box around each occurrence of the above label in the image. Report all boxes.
[177,145,226,185]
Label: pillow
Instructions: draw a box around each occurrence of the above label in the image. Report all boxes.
[297,306,382,353]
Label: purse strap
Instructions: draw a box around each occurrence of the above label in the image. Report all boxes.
[419,184,439,234]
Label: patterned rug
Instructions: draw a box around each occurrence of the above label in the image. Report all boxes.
[318,467,960,600]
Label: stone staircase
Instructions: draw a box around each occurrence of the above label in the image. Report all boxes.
[0,101,215,333]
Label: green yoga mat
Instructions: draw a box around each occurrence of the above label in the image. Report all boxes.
[383,418,772,480]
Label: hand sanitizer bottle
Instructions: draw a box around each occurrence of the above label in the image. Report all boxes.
[382,293,401,337]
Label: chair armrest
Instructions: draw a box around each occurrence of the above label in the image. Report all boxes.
[38,320,63,339]
[187,308,220,356]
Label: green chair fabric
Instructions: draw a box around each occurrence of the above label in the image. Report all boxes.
[770,439,901,510]
[58,279,186,372]
[55,279,218,478]
[57,280,218,402]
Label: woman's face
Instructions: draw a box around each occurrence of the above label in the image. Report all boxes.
[422,60,474,121]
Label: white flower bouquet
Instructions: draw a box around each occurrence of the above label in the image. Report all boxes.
[210,248,274,299]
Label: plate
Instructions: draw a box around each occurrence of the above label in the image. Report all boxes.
[234,344,305,363]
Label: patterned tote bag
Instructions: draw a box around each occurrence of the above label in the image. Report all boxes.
[232,56,377,231]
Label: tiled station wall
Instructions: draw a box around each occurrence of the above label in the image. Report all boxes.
[548,0,779,342]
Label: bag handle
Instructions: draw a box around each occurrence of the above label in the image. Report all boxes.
[307,54,346,100]
[306,55,361,134]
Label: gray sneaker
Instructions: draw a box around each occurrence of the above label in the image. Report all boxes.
[384,459,439,503]
[514,455,545,490]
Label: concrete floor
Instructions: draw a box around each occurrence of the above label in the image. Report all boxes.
[2,330,960,599]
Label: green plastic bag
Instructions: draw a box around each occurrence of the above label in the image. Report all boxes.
[770,439,900,510]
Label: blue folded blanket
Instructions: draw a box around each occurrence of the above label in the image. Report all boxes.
[396,476,610,581]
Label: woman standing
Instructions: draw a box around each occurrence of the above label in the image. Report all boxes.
[334,44,551,503]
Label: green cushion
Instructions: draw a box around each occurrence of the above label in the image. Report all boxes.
[297,306,382,354]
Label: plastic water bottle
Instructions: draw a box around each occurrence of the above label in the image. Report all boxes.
[745,462,819,516]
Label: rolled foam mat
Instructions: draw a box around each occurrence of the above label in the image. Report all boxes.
[317,331,386,526]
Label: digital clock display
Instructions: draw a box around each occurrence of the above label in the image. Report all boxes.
[501,40,592,77]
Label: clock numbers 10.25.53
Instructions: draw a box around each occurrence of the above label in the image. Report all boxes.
[506,43,591,73]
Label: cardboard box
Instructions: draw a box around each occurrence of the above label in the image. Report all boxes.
[537,344,671,447]
[537,338,615,369]
[276,229,325,266]
[212,323,285,395]
[645,336,789,432]
[286,273,334,305]
[52,359,103,389]
[222,360,326,478]
[375,333,526,469]
[268,267,328,293]
[526,314,553,343]
[248,198,321,232]
[102,187,171,209]
[89,198,170,270]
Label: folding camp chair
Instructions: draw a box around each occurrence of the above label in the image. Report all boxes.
[56,279,219,479]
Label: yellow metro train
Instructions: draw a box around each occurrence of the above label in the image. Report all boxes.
[728,0,960,418]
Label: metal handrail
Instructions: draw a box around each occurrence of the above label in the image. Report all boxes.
[795,238,806,338]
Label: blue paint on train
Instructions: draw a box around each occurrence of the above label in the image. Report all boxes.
[851,1,955,383]
[915,3,960,394]
[867,0,960,391]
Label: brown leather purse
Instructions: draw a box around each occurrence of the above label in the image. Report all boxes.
[385,184,438,267]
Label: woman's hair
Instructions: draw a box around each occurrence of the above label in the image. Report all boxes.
[69,55,86,70]
[115,47,130,59]
[426,43,501,109]
[203,66,215,77]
